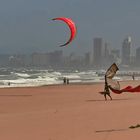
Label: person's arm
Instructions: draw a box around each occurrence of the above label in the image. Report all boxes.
[105,75,108,85]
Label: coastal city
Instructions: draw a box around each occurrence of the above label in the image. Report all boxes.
[1,1,140,140]
[0,36,140,70]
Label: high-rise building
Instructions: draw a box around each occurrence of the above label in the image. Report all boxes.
[31,50,63,67]
[122,36,131,65]
[104,42,110,58]
[48,50,63,67]
[93,38,102,68]
[31,52,48,66]
[111,49,120,58]
[136,47,140,66]
[84,52,90,66]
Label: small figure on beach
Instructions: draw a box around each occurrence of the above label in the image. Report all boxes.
[104,75,112,100]
[66,78,69,84]
[132,73,135,80]
[63,77,67,84]
[63,77,70,85]
[8,82,10,86]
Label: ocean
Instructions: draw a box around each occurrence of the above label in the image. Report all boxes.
[0,68,139,88]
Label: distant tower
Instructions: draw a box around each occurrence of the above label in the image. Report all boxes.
[84,52,90,66]
[93,38,103,68]
[104,42,110,58]
[136,47,140,66]
[122,36,131,65]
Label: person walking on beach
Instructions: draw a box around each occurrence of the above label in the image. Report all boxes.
[66,78,69,84]
[132,73,135,80]
[104,75,112,100]
[63,77,67,84]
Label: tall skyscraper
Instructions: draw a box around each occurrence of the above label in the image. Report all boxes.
[104,42,110,58]
[85,52,90,66]
[93,38,103,68]
[136,47,140,66]
[122,36,131,65]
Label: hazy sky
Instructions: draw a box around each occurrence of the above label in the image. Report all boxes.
[0,0,140,55]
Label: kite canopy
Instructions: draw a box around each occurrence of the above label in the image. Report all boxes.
[109,85,140,94]
[52,17,77,47]
[105,63,119,79]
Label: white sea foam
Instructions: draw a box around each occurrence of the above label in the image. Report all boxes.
[0,68,139,88]
[14,73,30,78]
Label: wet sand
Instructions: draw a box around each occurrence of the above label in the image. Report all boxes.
[0,80,140,140]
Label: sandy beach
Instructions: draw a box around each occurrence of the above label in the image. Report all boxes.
[0,80,140,140]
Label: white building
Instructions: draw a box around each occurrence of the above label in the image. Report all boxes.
[122,36,131,65]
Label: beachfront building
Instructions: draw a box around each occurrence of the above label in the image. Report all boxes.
[110,49,120,63]
[31,53,48,67]
[31,50,63,68]
[84,52,90,67]
[121,36,131,66]
[104,42,110,59]
[136,47,140,66]
[102,42,113,68]
[93,38,103,68]
[47,50,63,68]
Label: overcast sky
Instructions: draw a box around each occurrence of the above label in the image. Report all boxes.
[0,0,140,55]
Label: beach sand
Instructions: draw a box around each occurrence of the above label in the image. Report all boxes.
[0,80,140,140]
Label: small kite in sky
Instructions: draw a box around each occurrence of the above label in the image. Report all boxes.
[52,17,77,47]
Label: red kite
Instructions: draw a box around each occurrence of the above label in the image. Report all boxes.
[52,17,77,47]
[109,85,140,94]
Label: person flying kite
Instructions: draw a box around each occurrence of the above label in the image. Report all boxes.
[100,63,119,100]
[100,63,140,100]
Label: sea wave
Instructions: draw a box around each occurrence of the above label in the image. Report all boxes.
[0,68,139,88]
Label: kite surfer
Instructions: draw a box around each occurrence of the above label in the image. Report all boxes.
[99,63,119,100]
[104,75,112,100]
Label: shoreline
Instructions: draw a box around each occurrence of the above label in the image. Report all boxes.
[0,79,139,89]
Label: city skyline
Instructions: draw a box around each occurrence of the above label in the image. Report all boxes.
[0,35,140,70]
[0,35,138,56]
